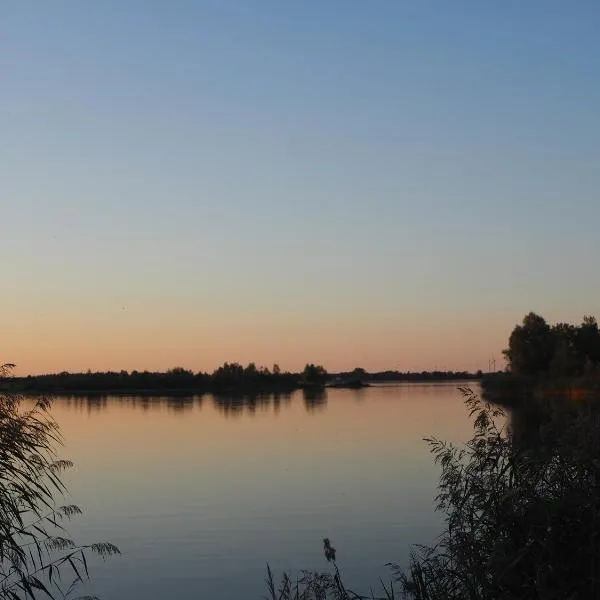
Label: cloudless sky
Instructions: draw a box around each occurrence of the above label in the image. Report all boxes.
[2,1,600,374]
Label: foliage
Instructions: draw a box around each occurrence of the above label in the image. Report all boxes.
[301,364,328,386]
[503,312,600,377]
[503,312,555,376]
[0,364,119,600]
[394,387,600,599]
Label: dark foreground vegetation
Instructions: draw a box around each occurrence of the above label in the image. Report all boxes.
[267,387,600,599]
[2,363,479,395]
[0,364,119,599]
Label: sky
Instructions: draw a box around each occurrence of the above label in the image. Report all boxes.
[2,1,600,375]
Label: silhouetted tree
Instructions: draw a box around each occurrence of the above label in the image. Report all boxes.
[549,323,579,377]
[576,315,600,365]
[350,367,366,378]
[302,363,328,385]
[503,312,555,376]
[503,313,600,378]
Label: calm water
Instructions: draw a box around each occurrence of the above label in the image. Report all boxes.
[49,382,477,599]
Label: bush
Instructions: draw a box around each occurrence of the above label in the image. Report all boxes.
[395,387,600,599]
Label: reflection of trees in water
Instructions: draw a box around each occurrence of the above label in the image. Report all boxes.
[62,394,203,414]
[57,390,324,415]
[352,387,367,402]
[64,395,108,413]
[165,395,197,412]
[211,392,292,416]
[302,387,328,412]
[506,394,600,451]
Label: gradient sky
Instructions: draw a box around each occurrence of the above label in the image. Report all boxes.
[3,2,600,375]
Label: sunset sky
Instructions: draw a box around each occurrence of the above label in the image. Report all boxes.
[3,2,600,375]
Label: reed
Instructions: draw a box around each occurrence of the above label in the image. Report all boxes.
[0,364,119,600]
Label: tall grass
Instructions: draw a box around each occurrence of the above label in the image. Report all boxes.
[0,364,119,600]
[265,538,397,600]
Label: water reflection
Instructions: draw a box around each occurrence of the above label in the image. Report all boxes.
[47,383,476,600]
[60,391,304,415]
[506,392,600,451]
[212,392,293,416]
[62,394,203,414]
[53,384,464,416]
[302,387,328,412]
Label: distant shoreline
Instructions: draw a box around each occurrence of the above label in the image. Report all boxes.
[2,370,482,396]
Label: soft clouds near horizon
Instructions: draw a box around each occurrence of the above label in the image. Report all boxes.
[2,2,600,375]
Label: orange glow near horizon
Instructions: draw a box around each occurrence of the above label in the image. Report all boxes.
[4,307,513,376]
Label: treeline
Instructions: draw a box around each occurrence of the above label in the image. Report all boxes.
[504,312,600,377]
[368,370,478,382]
[2,362,480,394]
[5,363,299,394]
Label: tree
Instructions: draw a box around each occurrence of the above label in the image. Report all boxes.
[166,367,192,376]
[302,364,328,385]
[0,364,119,599]
[549,322,579,377]
[503,312,555,376]
[212,362,244,383]
[503,313,600,377]
[244,362,258,376]
[576,315,600,366]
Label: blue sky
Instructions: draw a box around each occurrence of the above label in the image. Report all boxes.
[2,2,600,373]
